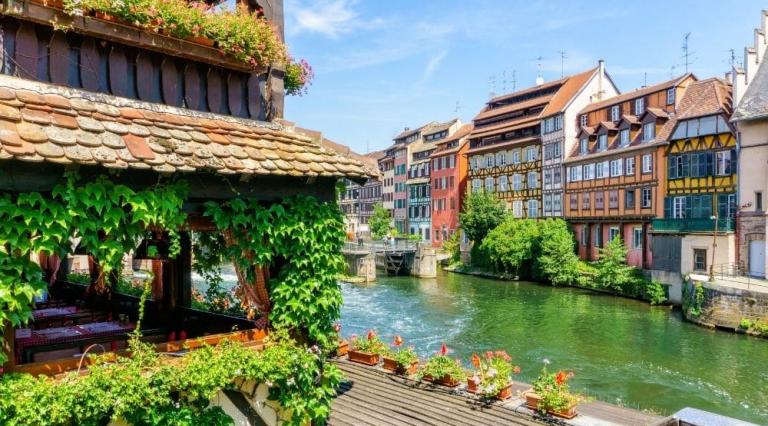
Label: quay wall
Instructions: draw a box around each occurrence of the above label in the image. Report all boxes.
[684,276,768,332]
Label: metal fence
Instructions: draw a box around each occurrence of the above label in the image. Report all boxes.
[651,218,735,233]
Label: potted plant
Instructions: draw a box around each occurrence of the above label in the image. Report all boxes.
[526,360,580,419]
[382,335,419,375]
[333,323,349,357]
[417,343,464,387]
[467,351,521,400]
[347,330,387,366]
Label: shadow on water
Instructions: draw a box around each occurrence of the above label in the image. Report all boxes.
[339,270,768,424]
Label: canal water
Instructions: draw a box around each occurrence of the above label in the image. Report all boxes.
[339,271,768,424]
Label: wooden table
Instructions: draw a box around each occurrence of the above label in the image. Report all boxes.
[32,306,95,329]
[15,321,137,363]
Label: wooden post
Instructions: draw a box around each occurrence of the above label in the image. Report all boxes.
[2,321,15,372]
[177,232,192,308]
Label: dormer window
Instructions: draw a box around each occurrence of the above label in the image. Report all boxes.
[620,129,630,146]
[610,105,620,122]
[580,114,588,127]
[580,138,589,154]
[634,98,645,115]
[598,134,608,151]
[666,88,676,105]
[643,122,655,141]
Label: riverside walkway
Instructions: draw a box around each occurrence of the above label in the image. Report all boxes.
[329,359,664,426]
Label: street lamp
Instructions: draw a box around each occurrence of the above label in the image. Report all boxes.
[709,214,718,282]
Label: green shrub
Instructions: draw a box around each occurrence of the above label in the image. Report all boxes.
[459,191,506,243]
[417,355,465,382]
[594,237,636,293]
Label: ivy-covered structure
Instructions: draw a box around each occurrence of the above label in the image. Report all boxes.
[0,1,368,424]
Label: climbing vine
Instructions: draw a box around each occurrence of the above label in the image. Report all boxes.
[203,195,347,347]
[683,280,706,317]
[0,172,187,365]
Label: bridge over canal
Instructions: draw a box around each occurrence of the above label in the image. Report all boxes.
[341,241,436,282]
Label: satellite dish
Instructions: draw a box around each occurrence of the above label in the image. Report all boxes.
[535,76,544,86]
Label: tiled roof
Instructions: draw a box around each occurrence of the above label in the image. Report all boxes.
[676,78,732,120]
[644,107,670,119]
[541,67,598,117]
[0,75,368,179]
[579,73,694,115]
[734,58,768,121]
[393,121,437,141]
[620,115,640,125]
[488,77,568,104]
[430,124,472,157]
[320,137,380,177]
[422,118,459,135]
[473,94,554,121]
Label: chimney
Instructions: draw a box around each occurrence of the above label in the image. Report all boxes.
[745,47,757,84]
[763,10,768,35]
[755,28,767,63]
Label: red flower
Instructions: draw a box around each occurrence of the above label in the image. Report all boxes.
[471,353,481,369]
[393,335,403,347]
[367,330,376,340]
[440,343,448,356]
[485,351,494,360]
[513,366,521,374]
[555,371,567,386]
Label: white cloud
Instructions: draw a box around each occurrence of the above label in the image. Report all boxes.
[286,0,384,38]
[422,51,448,81]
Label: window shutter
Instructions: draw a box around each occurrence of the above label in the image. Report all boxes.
[664,197,672,218]
[685,196,693,219]
[706,152,714,176]
[681,154,689,177]
[730,149,737,174]
[668,156,675,179]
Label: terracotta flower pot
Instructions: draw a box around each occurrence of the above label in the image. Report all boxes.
[186,35,216,47]
[348,350,380,366]
[524,390,541,410]
[382,357,398,372]
[32,0,64,9]
[549,405,578,419]
[466,377,479,393]
[94,11,118,23]
[495,383,513,400]
[424,374,460,387]
[336,340,349,357]
[382,357,419,375]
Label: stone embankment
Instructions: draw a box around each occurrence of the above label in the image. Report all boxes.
[684,274,768,337]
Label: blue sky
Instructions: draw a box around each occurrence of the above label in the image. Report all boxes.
[283,0,764,154]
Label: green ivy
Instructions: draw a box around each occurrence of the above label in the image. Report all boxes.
[203,195,346,347]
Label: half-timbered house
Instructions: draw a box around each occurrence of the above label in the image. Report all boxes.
[650,78,736,279]
[564,74,697,268]
[467,66,613,219]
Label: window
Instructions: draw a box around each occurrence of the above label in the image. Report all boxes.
[610,105,620,121]
[497,152,508,166]
[609,227,620,242]
[580,114,588,127]
[581,226,589,246]
[526,147,537,162]
[553,195,562,212]
[470,156,479,170]
[642,154,652,173]
[595,161,608,178]
[666,88,675,105]
[569,166,582,182]
[527,172,538,189]
[583,163,595,180]
[693,248,707,272]
[472,179,482,191]
[486,155,495,168]
[610,159,623,177]
[553,141,561,158]
[715,150,734,176]
[527,200,539,218]
[609,190,619,209]
[570,193,578,210]
[643,122,655,141]
[580,138,589,154]
[512,174,523,190]
[620,129,630,146]
[757,191,764,212]
[632,227,642,249]
[544,169,552,185]
[544,194,552,213]
[641,187,652,208]
[499,175,509,192]
[594,224,602,248]
[635,97,645,115]
[672,196,686,218]
[512,150,521,164]
[582,192,591,210]
[512,200,523,218]
[595,191,604,209]
[485,177,495,192]
[625,189,636,209]
[598,134,608,151]
[625,157,636,175]
[553,168,561,184]
[555,114,563,131]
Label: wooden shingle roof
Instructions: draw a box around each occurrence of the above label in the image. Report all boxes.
[0,75,368,179]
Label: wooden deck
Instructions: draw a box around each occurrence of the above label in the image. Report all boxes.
[330,359,664,426]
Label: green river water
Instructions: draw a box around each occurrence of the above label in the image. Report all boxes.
[339,271,768,424]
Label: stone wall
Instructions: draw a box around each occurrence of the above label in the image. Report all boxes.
[683,276,768,331]
[738,213,765,275]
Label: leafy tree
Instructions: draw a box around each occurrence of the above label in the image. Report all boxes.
[594,236,635,293]
[442,231,462,264]
[537,219,581,286]
[480,218,540,278]
[459,191,506,243]
[368,202,391,240]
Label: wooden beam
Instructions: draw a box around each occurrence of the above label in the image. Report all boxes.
[177,232,192,309]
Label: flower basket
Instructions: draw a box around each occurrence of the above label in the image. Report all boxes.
[524,390,541,410]
[383,357,419,375]
[466,377,479,393]
[336,340,349,357]
[549,406,578,419]
[93,11,119,23]
[348,350,380,366]
[495,383,513,400]
[423,374,460,387]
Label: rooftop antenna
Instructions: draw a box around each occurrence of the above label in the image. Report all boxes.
[454,101,463,114]
[681,32,695,73]
[670,64,677,79]
[512,69,517,91]
[488,75,497,99]
[557,50,567,78]
[535,56,544,85]
[501,70,507,92]
[643,72,647,87]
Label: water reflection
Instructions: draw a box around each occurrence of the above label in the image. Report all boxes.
[339,271,768,423]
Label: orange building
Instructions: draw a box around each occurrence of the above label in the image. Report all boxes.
[430,124,472,247]
[564,74,697,268]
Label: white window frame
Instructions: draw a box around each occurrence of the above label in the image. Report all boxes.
[583,163,595,180]
[527,171,538,189]
[598,134,608,151]
[625,157,636,175]
[632,227,643,249]
[498,175,509,192]
[609,226,620,242]
[512,150,521,164]
[643,122,655,141]
[569,166,582,182]
[526,147,537,162]
[484,177,495,192]
[641,187,652,208]
[673,196,686,219]
[512,200,523,218]
[527,199,539,218]
[642,154,652,173]
[620,128,630,146]
[580,138,588,154]
[610,105,620,121]
[666,87,675,105]
[580,114,588,127]
[635,97,645,115]
[715,151,731,176]
[610,159,623,177]
[485,155,495,168]
[512,174,523,190]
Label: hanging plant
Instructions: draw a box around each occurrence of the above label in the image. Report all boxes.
[284,58,314,96]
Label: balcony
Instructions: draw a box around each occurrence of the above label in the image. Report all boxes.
[651,218,735,233]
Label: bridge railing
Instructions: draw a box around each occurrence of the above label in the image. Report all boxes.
[343,239,422,253]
